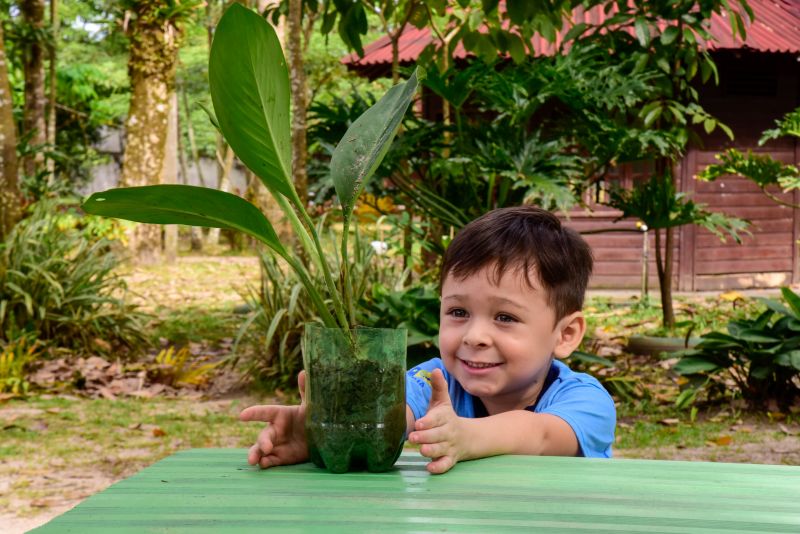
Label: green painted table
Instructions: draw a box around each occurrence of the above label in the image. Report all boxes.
[33,449,800,533]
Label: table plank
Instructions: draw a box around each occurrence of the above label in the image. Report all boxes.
[33,449,800,533]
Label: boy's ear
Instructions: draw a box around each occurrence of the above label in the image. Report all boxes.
[553,311,586,359]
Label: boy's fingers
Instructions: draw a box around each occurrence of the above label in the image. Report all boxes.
[419,442,449,460]
[259,454,279,469]
[428,369,451,407]
[248,443,265,466]
[256,426,277,455]
[426,455,455,475]
[239,405,280,423]
[409,426,446,445]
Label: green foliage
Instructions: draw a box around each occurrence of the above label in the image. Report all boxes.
[149,346,220,387]
[0,336,38,396]
[0,201,148,354]
[698,149,800,192]
[237,217,410,389]
[607,173,750,242]
[84,3,420,335]
[699,108,800,206]
[360,281,440,362]
[674,287,800,408]
[759,106,800,144]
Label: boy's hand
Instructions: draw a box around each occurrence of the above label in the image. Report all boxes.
[408,368,465,475]
[239,370,309,469]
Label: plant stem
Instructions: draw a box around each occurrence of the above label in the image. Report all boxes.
[291,192,349,330]
[341,217,356,326]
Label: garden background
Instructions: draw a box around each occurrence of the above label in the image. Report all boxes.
[1,0,799,531]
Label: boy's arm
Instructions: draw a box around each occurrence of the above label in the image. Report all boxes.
[457,411,579,459]
[407,369,579,474]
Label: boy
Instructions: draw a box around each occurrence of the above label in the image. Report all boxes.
[240,206,616,474]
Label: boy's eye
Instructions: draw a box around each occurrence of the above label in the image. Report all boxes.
[447,308,468,318]
[496,313,517,323]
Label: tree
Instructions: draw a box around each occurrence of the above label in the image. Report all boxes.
[0,19,20,238]
[20,0,47,178]
[591,0,751,328]
[119,0,198,263]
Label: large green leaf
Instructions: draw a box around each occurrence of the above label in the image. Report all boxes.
[673,356,721,375]
[330,67,422,219]
[82,185,286,257]
[209,3,293,199]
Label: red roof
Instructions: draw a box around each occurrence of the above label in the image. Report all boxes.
[343,0,800,70]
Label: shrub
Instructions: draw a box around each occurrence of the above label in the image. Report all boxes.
[0,336,38,396]
[149,346,220,388]
[674,288,800,409]
[0,201,148,355]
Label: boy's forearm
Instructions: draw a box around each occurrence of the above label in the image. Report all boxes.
[459,411,579,460]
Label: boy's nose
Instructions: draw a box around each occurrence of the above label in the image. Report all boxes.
[462,321,491,347]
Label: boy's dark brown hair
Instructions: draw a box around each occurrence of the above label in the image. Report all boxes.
[440,206,593,322]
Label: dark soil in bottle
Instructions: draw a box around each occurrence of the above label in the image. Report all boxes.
[305,358,406,473]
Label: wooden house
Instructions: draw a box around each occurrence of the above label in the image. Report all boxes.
[342,0,800,291]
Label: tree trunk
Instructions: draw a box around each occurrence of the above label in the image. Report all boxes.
[287,0,307,206]
[120,2,180,264]
[0,22,20,239]
[163,91,179,263]
[21,0,47,178]
[206,144,233,247]
[177,84,203,251]
[654,226,675,329]
[46,0,58,175]
[662,225,675,328]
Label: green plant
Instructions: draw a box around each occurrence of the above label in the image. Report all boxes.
[0,200,148,353]
[607,174,750,328]
[0,337,38,396]
[360,281,440,366]
[234,250,319,391]
[149,346,220,387]
[674,287,800,409]
[698,107,800,209]
[82,4,421,339]
[236,217,402,390]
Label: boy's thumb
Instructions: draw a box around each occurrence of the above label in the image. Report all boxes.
[428,368,451,407]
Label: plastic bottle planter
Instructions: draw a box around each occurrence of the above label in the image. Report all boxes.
[302,324,407,473]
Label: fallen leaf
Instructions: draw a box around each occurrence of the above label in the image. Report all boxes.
[768,412,787,422]
[31,420,49,432]
[152,427,166,437]
[128,423,142,430]
[659,418,680,426]
[778,424,796,436]
[97,387,116,400]
[93,338,112,352]
[31,499,52,508]
[713,435,733,446]
[719,291,744,302]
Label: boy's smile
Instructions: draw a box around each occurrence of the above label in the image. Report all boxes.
[439,264,581,415]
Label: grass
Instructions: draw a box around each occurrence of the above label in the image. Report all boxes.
[584,292,770,340]
[151,304,242,345]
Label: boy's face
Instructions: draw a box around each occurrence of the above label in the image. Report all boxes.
[439,264,576,413]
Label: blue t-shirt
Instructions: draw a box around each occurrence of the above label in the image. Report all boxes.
[406,358,616,458]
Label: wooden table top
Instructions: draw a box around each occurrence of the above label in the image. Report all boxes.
[33,448,800,533]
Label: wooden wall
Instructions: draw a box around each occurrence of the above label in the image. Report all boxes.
[568,51,800,291]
